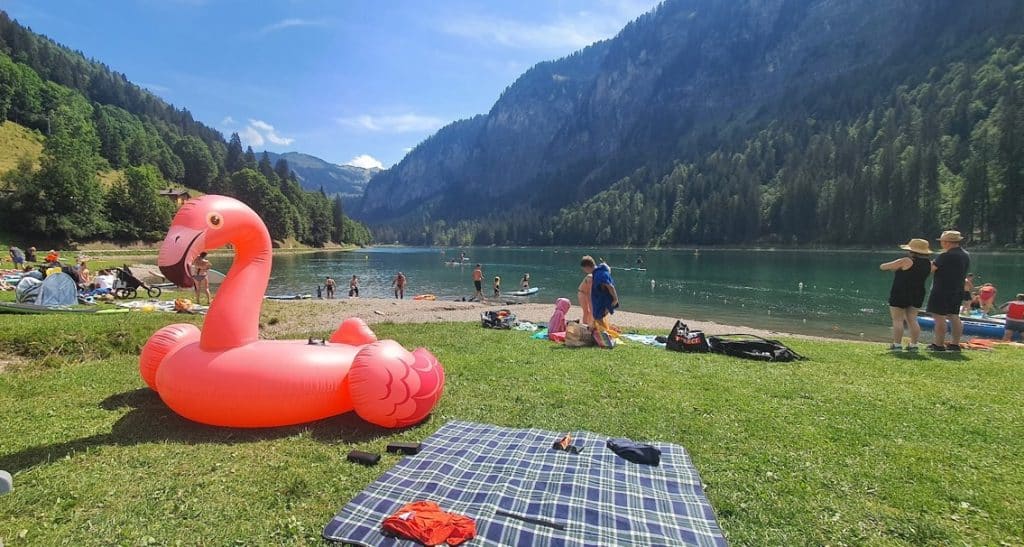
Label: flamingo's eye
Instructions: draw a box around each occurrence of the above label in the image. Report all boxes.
[207,213,223,229]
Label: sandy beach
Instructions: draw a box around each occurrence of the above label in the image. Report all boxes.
[258,297,829,340]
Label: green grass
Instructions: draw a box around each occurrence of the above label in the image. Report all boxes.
[0,121,44,174]
[1,314,1022,545]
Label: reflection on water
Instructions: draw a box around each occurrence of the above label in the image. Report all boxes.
[209,247,1024,341]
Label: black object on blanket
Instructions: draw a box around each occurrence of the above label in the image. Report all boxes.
[607,438,661,466]
[387,442,422,455]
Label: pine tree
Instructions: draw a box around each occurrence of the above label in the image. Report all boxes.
[225,132,244,173]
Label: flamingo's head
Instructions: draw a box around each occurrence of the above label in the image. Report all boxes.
[158,195,268,287]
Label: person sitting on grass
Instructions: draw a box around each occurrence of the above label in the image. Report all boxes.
[977,283,997,314]
[880,238,932,351]
[1000,293,1024,342]
[75,257,92,288]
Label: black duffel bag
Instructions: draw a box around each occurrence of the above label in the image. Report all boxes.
[666,320,709,352]
[707,334,805,362]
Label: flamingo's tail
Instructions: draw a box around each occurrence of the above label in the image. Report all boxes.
[329,317,378,346]
[139,323,200,390]
[348,340,445,428]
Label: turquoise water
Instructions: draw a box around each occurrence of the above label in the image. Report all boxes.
[212,247,1024,341]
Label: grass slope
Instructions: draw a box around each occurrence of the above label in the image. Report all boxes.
[0,313,1022,545]
[0,121,44,174]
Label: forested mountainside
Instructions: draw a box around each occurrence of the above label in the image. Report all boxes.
[362,0,1024,247]
[261,151,378,199]
[0,11,370,246]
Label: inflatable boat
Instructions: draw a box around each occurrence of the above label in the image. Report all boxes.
[917,315,1005,339]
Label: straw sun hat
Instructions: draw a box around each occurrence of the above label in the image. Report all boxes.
[899,238,933,255]
[938,230,964,242]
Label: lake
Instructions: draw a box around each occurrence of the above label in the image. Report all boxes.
[213,247,1024,341]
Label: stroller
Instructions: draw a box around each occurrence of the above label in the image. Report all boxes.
[112,265,162,299]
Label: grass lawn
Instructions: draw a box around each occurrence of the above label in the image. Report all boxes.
[0,121,43,174]
[1,313,1022,545]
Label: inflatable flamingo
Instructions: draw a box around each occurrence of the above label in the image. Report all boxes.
[139,195,444,428]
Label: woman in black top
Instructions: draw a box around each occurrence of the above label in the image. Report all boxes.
[880,238,933,351]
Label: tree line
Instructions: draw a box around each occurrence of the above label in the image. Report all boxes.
[374,35,1024,248]
[0,12,370,246]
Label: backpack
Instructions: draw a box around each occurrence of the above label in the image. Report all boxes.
[481,309,516,329]
[666,320,708,352]
[707,334,805,362]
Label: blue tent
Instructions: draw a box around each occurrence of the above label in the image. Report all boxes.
[36,272,78,306]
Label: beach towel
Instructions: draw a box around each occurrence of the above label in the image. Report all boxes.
[590,263,617,320]
[548,298,570,340]
[323,420,726,546]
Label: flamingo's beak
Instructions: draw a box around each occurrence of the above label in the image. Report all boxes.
[158,226,206,288]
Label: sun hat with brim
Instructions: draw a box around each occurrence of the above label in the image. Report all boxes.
[938,230,964,242]
[899,238,932,254]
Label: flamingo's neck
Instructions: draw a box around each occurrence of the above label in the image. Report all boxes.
[199,229,272,351]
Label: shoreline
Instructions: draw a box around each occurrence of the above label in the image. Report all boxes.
[258,297,839,342]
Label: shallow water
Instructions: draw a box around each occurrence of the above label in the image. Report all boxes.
[210,247,1024,341]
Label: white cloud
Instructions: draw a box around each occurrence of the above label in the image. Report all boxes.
[346,154,384,170]
[337,114,446,134]
[438,1,660,50]
[258,18,329,35]
[236,119,294,148]
[221,116,236,126]
[238,126,264,147]
[403,147,414,153]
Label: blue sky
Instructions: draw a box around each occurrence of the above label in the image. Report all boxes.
[1,0,658,168]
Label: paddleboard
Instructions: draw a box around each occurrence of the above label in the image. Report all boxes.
[506,287,540,297]
[0,302,130,315]
[264,294,313,300]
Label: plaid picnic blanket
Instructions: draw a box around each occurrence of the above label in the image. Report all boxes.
[323,421,726,546]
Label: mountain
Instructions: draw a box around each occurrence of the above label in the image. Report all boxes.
[260,151,377,198]
[360,0,1024,246]
[0,11,371,246]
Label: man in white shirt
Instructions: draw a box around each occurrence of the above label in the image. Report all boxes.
[94,270,116,290]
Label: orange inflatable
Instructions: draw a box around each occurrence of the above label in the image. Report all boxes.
[140,195,444,428]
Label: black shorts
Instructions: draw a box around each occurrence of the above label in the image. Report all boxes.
[474,280,482,291]
[926,290,961,316]
[1006,319,1024,333]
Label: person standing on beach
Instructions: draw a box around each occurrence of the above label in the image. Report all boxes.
[578,256,595,326]
[927,231,970,351]
[393,271,406,299]
[349,275,359,297]
[325,276,336,299]
[472,264,484,302]
[493,276,501,298]
[192,252,213,305]
[961,273,975,314]
[880,238,932,351]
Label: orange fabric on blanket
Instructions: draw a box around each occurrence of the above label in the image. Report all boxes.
[382,500,476,546]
